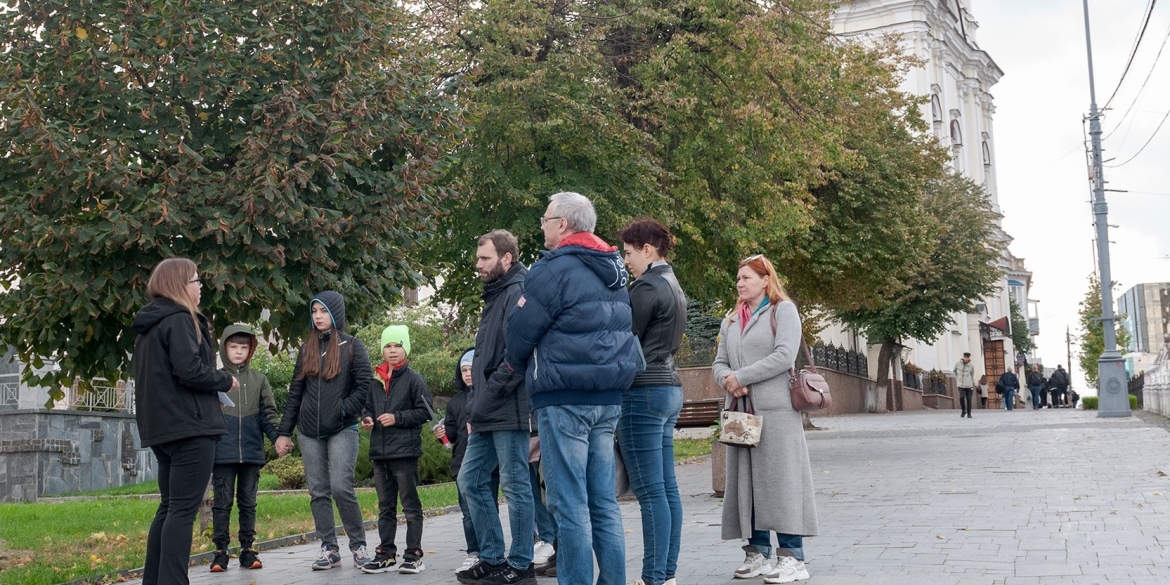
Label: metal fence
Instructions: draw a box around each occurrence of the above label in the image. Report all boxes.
[810,342,869,377]
[0,373,19,407]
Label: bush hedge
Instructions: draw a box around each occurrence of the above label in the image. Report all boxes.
[1079,395,1138,410]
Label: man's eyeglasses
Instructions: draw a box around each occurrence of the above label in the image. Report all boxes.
[539,216,563,226]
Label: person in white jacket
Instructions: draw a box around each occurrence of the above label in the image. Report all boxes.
[954,353,977,418]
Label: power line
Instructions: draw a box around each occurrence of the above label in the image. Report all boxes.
[1103,21,1170,141]
[1103,0,1158,111]
[1105,108,1170,167]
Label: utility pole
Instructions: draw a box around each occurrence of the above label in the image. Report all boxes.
[1082,0,1129,417]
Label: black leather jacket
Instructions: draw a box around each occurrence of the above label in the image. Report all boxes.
[629,263,687,387]
[278,332,374,439]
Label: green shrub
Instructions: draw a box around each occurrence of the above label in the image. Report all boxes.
[1082,396,1098,410]
[263,456,306,489]
[1130,394,1139,409]
[258,473,282,491]
[251,347,297,414]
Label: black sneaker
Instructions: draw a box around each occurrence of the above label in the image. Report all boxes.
[361,548,397,574]
[399,549,426,574]
[209,549,229,572]
[480,563,536,585]
[239,548,262,570]
[457,560,505,585]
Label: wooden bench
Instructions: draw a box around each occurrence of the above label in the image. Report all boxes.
[677,398,721,428]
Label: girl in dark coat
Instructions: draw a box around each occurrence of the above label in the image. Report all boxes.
[132,258,237,585]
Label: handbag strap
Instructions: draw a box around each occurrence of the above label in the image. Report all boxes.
[769,305,817,375]
[723,393,756,414]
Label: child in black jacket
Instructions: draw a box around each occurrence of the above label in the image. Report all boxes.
[359,325,433,574]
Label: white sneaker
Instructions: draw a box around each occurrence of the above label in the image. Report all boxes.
[351,545,373,568]
[734,551,772,579]
[763,557,809,584]
[457,553,479,573]
[664,579,677,585]
[533,540,555,566]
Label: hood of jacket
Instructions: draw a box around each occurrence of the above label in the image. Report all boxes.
[311,290,347,330]
[547,232,628,290]
[219,323,258,374]
[132,297,192,335]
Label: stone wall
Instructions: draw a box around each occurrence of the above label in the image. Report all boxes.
[809,370,884,416]
[0,410,156,502]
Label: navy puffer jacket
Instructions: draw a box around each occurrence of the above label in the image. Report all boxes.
[505,232,645,409]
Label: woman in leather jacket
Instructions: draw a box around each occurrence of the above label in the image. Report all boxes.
[615,218,688,585]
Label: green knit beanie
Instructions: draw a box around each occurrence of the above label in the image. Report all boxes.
[380,325,411,356]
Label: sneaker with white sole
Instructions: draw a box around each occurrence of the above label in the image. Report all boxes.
[734,549,772,579]
[763,557,809,584]
[311,546,341,570]
[533,540,555,566]
[361,549,397,574]
[399,550,426,574]
[352,545,374,568]
[664,579,677,585]
[457,553,480,573]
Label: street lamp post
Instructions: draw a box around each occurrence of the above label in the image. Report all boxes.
[1081,0,1129,417]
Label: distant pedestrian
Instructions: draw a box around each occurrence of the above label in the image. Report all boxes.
[998,368,1020,410]
[977,375,989,409]
[360,326,433,574]
[274,291,376,571]
[1049,365,1071,408]
[210,324,280,573]
[132,258,238,585]
[954,352,976,419]
[616,218,687,585]
[506,192,644,585]
[1026,365,1044,410]
[714,254,816,585]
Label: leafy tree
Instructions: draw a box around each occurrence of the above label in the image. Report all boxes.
[1009,296,1034,355]
[1076,274,1131,388]
[834,172,1005,410]
[422,0,942,318]
[0,0,463,401]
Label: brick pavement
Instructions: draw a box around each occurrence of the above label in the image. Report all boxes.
[126,408,1170,585]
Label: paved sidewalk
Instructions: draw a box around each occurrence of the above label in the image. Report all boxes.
[132,408,1170,585]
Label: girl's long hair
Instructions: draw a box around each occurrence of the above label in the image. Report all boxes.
[296,306,342,381]
[739,254,791,305]
[146,258,203,343]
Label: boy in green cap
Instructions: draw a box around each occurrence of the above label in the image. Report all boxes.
[360,325,433,574]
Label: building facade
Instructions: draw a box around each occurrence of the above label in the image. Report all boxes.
[823,0,1038,401]
[1118,282,1170,354]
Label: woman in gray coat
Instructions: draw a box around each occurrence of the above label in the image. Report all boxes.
[713,254,817,584]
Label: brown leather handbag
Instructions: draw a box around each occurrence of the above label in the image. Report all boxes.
[789,338,832,412]
[766,307,833,412]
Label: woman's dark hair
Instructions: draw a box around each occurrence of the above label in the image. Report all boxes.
[616,218,676,258]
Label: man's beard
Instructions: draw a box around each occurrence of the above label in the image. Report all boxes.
[479,260,507,283]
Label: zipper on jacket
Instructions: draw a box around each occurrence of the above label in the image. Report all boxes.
[238,380,245,463]
[533,348,539,380]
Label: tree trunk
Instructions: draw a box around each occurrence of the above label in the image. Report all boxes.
[802,411,819,430]
[877,339,897,412]
[198,477,214,534]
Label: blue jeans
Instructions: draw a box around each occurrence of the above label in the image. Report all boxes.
[457,467,499,554]
[530,461,558,543]
[749,530,805,562]
[1003,389,1016,410]
[457,430,533,569]
[616,386,683,585]
[298,427,365,551]
[1029,385,1042,408]
[537,404,625,585]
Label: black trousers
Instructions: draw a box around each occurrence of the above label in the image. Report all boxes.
[212,463,264,549]
[373,457,424,558]
[144,436,216,585]
[959,388,973,414]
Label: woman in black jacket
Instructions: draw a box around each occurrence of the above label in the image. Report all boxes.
[273,291,376,571]
[132,258,237,585]
[616,218,688,585]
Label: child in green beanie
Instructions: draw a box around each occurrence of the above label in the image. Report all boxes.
[359,325,433,574]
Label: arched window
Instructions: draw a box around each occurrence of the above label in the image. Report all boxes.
[981,135,992,185]
[950,120,963,146]
[931,95,943,137]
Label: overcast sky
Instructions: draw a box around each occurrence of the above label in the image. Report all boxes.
[973,0,1170,379]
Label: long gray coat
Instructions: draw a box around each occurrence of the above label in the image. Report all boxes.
[712,300,819,539]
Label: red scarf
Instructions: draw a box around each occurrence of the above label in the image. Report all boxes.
[374,360,408,393]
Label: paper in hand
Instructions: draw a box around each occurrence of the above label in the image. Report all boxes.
[218,392,235,407]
